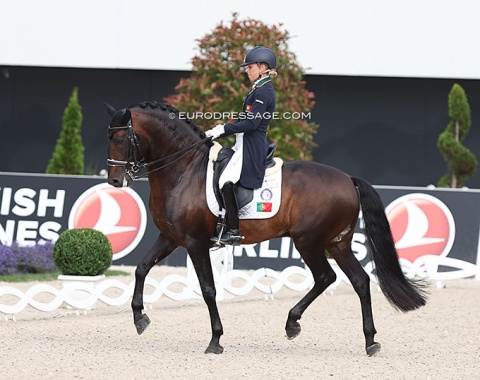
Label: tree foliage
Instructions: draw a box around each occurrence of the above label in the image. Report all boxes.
[164,13,319,161]
[46,87,84,174]
[437,83,478,188]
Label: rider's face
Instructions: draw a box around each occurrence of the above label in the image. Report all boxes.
[245,63,262,82]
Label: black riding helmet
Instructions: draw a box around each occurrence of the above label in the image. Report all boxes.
[240,46,277,69]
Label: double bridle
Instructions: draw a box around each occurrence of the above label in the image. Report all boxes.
[107,118,211,181]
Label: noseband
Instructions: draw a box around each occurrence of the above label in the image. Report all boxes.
[107,119,145,181]
[107,118,211,181]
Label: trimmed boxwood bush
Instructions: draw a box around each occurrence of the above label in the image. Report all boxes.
[53,228,112,276]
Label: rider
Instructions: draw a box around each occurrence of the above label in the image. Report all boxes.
[205,46,277,246]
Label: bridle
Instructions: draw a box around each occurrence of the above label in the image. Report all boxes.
[107,118,211,181]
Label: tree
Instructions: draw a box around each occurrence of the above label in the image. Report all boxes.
[46,87,84,175]
[437,83,478,188]
[164,13,318,161]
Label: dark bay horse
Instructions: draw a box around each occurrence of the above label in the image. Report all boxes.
[105,101,427,356]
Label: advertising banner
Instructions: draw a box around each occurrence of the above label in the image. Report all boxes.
[0,173,184,266]
[1,173,479,278]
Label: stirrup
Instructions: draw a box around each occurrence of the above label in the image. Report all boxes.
[210,235,226,249]
[216,230,244,247]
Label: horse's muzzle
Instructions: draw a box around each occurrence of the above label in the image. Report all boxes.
[107,169,132,188]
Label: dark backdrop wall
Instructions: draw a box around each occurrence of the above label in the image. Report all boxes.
[311,76,480,188]
[1,66,479,188]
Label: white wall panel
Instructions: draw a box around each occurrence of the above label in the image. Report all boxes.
[2,0,479,79]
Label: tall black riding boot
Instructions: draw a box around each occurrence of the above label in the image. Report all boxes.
[211,182,242,246]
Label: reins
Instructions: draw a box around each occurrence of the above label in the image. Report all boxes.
[107,118,211,181]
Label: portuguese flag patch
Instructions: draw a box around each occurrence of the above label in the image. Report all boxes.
[257,202,272,212]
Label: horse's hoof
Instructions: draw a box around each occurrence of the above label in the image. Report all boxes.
[285,322,301,340]
[366,342,381,356]
[134,314,151,335]
[204,344,224,354]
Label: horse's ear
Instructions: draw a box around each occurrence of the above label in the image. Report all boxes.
[103,102,117,116]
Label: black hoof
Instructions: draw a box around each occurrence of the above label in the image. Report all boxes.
[134,314,151,335]
[285,321,301,340]
[366,342,381,356]
[205,344,224,354]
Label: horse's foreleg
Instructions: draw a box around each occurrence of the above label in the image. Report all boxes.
[285,244,336,340]
[188,246,224,354]
[132,234,177,335]
[329,243,380,356]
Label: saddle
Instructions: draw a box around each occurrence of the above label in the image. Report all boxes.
[212,143,278,209]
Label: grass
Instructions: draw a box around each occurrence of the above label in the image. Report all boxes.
[0,269,130,283]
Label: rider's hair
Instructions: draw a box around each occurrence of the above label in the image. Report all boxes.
[260,63,277,78]
[267,69,278,78]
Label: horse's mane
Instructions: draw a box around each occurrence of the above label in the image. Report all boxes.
[130,101,211,146]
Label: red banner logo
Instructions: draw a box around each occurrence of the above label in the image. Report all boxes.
[385,193,455,263]
[68,183,147,260]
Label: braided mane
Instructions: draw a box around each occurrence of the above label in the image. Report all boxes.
[132,101,209,141]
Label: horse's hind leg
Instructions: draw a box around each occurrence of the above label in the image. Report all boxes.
[328,242,380,356]
[132,234,177,335]
[285,242,336,340]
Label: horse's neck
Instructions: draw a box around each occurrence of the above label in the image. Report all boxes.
[146,154,207,228]
[147,144,208,188]
[144,112,209,187]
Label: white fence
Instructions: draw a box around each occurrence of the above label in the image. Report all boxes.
[1,248,479,320]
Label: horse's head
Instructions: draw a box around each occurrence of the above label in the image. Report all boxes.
[105,103,143,188]
[106,101,213,188]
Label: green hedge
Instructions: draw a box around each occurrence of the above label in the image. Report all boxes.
[53,228,112,276]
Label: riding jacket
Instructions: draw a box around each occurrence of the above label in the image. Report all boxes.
[219,76,276,189]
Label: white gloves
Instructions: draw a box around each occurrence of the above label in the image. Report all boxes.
[205,124,225,139]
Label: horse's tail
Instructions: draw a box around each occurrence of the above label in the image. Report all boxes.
[351,177,427,312]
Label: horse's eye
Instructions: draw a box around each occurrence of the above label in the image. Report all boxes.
[110,132,129,145]
[112,136,125,144]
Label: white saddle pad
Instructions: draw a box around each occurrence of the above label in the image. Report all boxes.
[206,142,283,220]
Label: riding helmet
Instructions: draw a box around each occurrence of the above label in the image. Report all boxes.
[241,47,277,69]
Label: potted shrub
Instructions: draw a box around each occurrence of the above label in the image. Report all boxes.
[53,228,112,304]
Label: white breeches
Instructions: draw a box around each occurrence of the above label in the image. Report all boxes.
[219,133,244,189]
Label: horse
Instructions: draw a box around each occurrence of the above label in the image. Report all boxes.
[105,100,427,356]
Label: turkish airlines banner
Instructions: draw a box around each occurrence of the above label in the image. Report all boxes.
[1,173,479,276]
[357,187,480,279]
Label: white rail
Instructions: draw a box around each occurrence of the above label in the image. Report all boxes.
[1,251,479,319]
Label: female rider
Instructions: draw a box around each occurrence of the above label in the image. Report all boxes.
[205,46,277,246]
